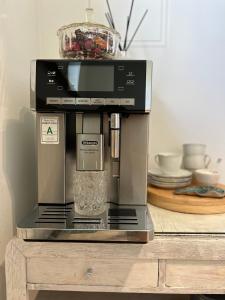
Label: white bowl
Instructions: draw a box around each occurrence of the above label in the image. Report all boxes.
[194,169,220,186]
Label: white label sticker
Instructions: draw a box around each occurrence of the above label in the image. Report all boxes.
[41,117,59,144]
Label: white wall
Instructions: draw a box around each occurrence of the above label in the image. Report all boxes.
[36,0,225,180]
[0,0,37,299]
[148,0,225,176]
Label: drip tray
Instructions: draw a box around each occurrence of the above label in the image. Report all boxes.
[17,204,154,243]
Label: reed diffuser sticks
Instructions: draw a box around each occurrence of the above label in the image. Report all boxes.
[105,0,149,52]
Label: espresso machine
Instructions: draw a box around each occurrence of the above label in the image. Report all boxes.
[17,59,154,242]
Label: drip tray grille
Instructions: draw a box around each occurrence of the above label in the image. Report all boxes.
[34,206,71,224]
[43,210,71,213]
[17,204,153,242]
[38,217,67,220]
[73,217,101,224]
[41,213,69,216]
[108,215,138,225]
[108,221,138,225]
[35,221,66,224]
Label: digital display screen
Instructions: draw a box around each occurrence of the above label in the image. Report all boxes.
[68,63,114,92]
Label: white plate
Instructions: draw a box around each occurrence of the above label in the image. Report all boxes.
[148,168,192,179]
[149,175,192,183]
[150,179,192,189]
[150,177,192,185]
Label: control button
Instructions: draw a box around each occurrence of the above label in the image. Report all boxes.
[126,79,135,86]
[46,97,61,105]
[91,98,105,105]
[57,65,64,70]
[105,98,120,105]
[126,71,135,77]
[47,70,56,77]
[61,98,76,105]
[47,78,56,85]
[120,98,135,106]
[117,86,125,91]
[118,65,125,71]
[57,86,63,91]
[76,98,91,105]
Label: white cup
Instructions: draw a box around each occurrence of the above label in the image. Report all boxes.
[183,143,206,155]
[195,169,220,186]
[155,152,182,174]
[183,154,211,170]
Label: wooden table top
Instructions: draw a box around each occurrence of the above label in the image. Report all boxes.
[149,204,225,234]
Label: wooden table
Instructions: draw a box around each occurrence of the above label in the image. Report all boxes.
[5,204,225,300]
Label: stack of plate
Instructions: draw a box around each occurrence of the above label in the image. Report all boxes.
[148,169,192,189]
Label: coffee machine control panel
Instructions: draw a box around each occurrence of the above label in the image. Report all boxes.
[31,59,152,113]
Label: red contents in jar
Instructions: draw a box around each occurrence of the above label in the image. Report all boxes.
[62,28,114,59]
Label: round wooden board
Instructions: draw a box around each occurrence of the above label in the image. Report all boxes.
[148,185,225,214]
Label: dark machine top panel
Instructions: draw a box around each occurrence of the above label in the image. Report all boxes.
[31,59,152,113]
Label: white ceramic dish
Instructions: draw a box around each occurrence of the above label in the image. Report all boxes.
[183,143,206,155]
[149,179,192,189]
[149,168,192,179]
[154,152,182,174]
[194,169,220,186]
[149,175,192,184]
[183,154,211,170]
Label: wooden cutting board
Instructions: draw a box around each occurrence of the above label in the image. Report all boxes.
[148,185,225,214]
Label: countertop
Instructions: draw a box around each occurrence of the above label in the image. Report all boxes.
[149,203,225,235]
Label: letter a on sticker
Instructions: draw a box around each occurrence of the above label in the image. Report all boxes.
[47,127,53,134]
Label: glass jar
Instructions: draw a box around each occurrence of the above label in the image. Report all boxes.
[57,9,121,60]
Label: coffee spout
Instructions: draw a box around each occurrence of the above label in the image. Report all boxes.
[110,113,120,159]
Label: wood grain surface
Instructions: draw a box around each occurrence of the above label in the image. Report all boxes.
[165,260,225,289]
[6,231,225,297]
[5,239,29,300]
[150,204,225,233]
[148,185,225,214]
[27,257,158,289]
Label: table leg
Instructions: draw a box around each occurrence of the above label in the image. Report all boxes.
[5,239,29,300]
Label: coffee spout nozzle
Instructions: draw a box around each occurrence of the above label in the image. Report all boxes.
[110,113,120,159]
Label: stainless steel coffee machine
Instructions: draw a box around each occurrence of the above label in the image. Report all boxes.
[17,59,154,242]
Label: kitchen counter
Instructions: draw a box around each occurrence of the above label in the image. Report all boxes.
[5,204,225,299]
[151,204,225,234]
